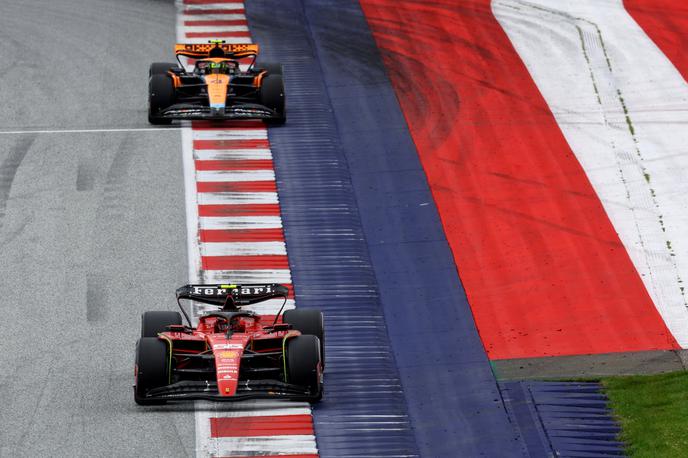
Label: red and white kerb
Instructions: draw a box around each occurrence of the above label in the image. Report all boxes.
[178,1,319,456]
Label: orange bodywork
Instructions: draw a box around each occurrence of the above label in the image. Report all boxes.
[206,73,230,108]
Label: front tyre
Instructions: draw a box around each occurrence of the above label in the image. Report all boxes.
[259,74,285,125]
[134,337,170,405]
[285,335,322,401]
[256,62,283,76]
[149,62,181,77]
[148,74,175,125]
[141,311,182,338]
[283,309,325,370]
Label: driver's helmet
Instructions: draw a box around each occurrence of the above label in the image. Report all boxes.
[208,61,230,74]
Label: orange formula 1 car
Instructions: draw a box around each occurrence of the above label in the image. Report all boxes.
[148,40,285,124]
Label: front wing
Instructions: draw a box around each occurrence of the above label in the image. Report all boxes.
[135,379,322,403]
[159,102,280,121]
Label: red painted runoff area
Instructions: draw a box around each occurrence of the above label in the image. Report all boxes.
[359,0,679,359]
[625,0,688,81]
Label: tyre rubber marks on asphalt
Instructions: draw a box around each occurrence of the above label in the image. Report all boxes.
[178,0,319,456]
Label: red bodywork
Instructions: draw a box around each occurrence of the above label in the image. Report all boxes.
[161,314,298,397]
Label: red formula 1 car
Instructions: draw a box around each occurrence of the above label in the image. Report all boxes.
[134,284,323,405]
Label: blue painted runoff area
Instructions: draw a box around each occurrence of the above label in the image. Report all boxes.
[247,2,419,457]
[247,0,527,456]
[501,382,626,457]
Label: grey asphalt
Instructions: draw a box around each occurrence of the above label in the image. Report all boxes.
[0,0,194,456]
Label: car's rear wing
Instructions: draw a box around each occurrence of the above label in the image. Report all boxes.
[175,43,259,59]
[176,283,288,308]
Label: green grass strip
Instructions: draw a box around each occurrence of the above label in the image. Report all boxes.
[602,371,688,457]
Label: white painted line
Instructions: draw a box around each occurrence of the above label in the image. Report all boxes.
[493,0,688,345]
[0,127,180,135]
[182,126,202,286]
[200,216,283,230]
[196,170,275,182]
[183,13,246,21]
[182,25,249,32]
[192,299,294,316]
[243,301,295,315]
[213,436,318,455]
[203,270,292,284]
[200,241,287,257]
[195,400,311,416]
[197,192,279,205]
[195,149,272,160]
[183,3,245,11]
[192,129,267,140]
[182,36,252,44]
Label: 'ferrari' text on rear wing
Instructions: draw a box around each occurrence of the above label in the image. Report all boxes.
[176,283,289,308]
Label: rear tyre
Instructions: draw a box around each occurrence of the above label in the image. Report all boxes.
[141,311,182,338]
[259,74,285,125]
[134,337,170,405]
[285,335,322,401]
[149,62,180,77]
[283,309,325,369]
[148,74,175,125]
[256,62,283,76]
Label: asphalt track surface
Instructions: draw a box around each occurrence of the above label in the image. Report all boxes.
[0,1,194,456]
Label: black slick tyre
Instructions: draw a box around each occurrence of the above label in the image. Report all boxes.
[148,74,175,125]
[149,62,180,77]
[141,311,181,338]
[257,62,283,76]
[134,337,170,405]
[259,74,285,125]
[285,335,322,401]
[283,309,325,369]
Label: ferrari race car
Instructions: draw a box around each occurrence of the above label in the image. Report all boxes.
[147,40,285,124]
[134,283,324,405]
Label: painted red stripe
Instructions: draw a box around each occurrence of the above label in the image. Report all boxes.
[186,31,251,38]
[624,0,688,81]
[196,159,274,171]
[197,181,276,193]
[184,19,248,26]
[184,0,243,4]
[359,0,679,359]
[194,139,270,150]
[184,9,245,15]
[191,120,264,130]
[201,255,289,270]
[210,414,313,437]
[198,203,281,216]
[217,455,318,458]
[200,228,284,242]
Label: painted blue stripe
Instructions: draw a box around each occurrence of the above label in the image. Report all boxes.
[246,3,419,457]
[246,0,528,456]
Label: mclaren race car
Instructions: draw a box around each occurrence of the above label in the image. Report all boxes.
[134,284,323,404]
[148,40,285,124]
